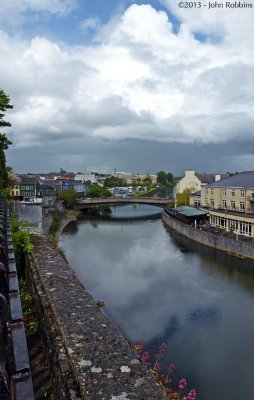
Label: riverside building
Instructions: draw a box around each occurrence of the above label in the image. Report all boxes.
[200,171,254,238]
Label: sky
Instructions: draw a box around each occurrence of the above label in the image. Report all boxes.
[1,0,254,175]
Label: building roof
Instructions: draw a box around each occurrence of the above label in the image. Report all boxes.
[207,171,254,188]
[195,173,229,184]
[20,177,38,185]
[171,206,208,217]
[190,191,201,196]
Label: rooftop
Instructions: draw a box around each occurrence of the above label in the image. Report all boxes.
[196,173,229,184]
[207,171,254,188]
[171,206,208,217]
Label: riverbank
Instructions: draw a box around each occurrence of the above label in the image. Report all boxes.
[134,187,158,197]
[162,210,254,260]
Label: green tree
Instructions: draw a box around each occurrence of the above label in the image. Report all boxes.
[59,189,78,208]
[103,177,124,188]
[167,172,174,184]
[176,188,193,206]
[87,185,111,198]
[157,171,168,186]
[0,89,13,190]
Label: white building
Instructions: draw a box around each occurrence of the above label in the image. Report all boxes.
[74,173,97,184]
[176,170,228,194]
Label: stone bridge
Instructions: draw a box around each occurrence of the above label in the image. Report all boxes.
[75,196,172,210]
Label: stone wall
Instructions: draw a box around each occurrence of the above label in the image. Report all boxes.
[26,233,167,400]
[162,211,254,260]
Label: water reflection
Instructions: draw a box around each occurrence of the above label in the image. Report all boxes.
[59,205,254,400]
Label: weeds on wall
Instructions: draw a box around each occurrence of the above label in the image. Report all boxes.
[10,215,33,274]
[19,279,39,332]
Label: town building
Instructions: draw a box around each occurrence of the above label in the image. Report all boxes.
[9,181,21,198]
[176,170,229,194]
[200,171,254,237]
[189,191,201,208]
[19,177,38,201]
[74,173,97,184]
[112,172,157,185]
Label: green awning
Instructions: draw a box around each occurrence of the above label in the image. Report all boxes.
[171,206,208,217]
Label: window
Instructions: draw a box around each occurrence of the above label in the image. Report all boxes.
[240,202,245,212]
[211,198,214,207]
[230,201,235,210]
[229,221,235,230]
[205,188,208,195]
[240,222,252,236]
[222,189,226,197]
[240,190,245,197]
[222,200,227,209]
[205,198,208,205]
[231,189,235,197]
[26,186,29,190]
[211,189,214,195]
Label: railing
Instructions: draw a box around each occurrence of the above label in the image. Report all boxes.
[0,198,34,400]
[205,205,249,214]
[76,197,172,207]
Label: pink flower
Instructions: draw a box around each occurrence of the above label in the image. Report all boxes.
[168,363,175,374]
[153,361,161,373]
[160,342,167,352]
[186,389,197,400]
[141,352,150,361]
[179,378,187,390]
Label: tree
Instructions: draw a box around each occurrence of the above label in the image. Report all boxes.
[86,185,111,198]
[167,172,174,184]
[104,177,124,188]
[59,189,78,209]
[176,188,193,206]
[157,171,168,186]
[0,90,13,190]
[157,171,175,187]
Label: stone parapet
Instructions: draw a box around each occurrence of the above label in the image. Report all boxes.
[26,233,167,400]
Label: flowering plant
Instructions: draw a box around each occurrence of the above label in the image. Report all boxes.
[131,339,197,400]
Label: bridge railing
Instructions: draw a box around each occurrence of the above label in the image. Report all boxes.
[76,197,172,205]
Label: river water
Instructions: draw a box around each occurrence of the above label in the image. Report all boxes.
[18,203,254,399]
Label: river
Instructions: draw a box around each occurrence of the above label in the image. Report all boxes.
[18,203,254,400]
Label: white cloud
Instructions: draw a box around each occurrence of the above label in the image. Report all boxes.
[0,0,76,25]
[79,17,101,33]
[1,3,254,152]
[162,0,254,39]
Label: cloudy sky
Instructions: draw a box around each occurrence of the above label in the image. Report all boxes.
[1,0,254,175]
